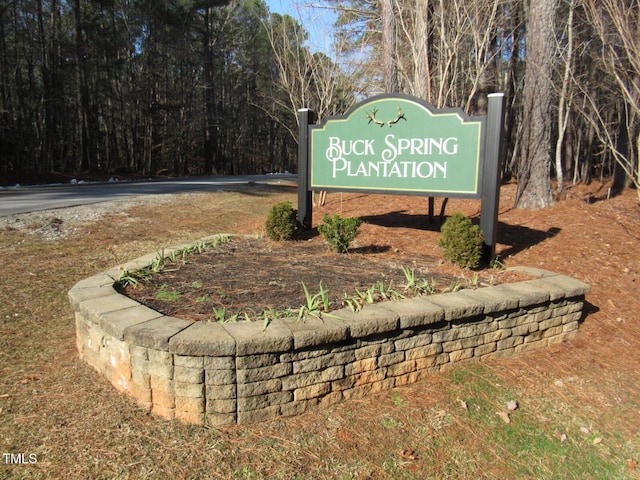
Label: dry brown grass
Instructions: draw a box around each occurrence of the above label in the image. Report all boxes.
[1,182,639,479]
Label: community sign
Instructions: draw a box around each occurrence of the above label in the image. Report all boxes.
[309,94,485,197]
[297,92,506,260]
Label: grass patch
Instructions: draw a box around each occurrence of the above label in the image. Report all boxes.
[439,365,634,479]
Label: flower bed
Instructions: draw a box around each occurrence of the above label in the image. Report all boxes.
[69,235,590,425]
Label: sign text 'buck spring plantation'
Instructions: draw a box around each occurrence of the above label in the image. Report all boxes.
[310,96,485,196]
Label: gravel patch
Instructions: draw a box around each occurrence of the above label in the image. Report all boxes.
[0,195,181,241]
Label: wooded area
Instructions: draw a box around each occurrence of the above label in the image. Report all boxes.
[1,0,639,205]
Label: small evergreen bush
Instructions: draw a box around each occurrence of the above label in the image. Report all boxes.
[439,212,484,268]
[317,214,362,254]
[265,201,298,241]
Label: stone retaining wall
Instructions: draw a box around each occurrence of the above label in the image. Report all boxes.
[69,237,590,425]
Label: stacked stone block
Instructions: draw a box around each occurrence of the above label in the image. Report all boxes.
[69,258,590,426]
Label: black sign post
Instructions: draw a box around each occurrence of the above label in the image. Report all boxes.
[297,108,316,229]
[480,93,506,262]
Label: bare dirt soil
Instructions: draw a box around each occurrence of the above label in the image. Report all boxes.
[1,179,639,479]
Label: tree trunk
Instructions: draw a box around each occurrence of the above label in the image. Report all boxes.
[381,0,397,93]
[503,0,522,180]
[515,0,557,209]
[611,107,630,196]
[555,0,574,194]
[74,0,95,173]
[413,0,431,101]
[203,8,218,175]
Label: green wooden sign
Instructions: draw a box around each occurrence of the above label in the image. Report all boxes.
[309,95,485,196]
[297,92,506,261]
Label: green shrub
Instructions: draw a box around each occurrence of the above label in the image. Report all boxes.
[439,212,484,268]
[265,201,298,241]
[317,213,362,253]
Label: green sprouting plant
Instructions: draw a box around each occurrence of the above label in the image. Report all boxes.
[116,236,237,298]
[150,248,167,272]
[156,284,181,302]
[317,281,331,311]
[444,280,463,293]
[257,310,273,330]
[400,266,436,295]
[217,234,231,245]
[343,292,364,313]
[211,307,239,323]
[441,273,480,294]
[401,265,418,289]
[355,285,376,305]
[372,280,402,301]
[415,278,436,295]
[177,243,200,257]
[299,281,323,319]
[116,267,140,288]
[369,281,401,301]
[342,280,404,312]
[439,212,484,268]
[211,307,226,323]
[158,237,233,270]
[345,288,370,312]
[167,249,179,263]
[490,254,505,270]
[255,308,292,330]
[208,235,230,249]
[265,201,298,241]
[391,285,405,300]
[298,281,337,320]
[317,214,362,254]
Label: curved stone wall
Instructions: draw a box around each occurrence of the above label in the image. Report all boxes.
[69,236,590,425]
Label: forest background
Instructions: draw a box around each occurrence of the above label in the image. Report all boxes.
[1,0,639,208]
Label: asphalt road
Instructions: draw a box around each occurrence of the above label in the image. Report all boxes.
[0,174,296,217]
